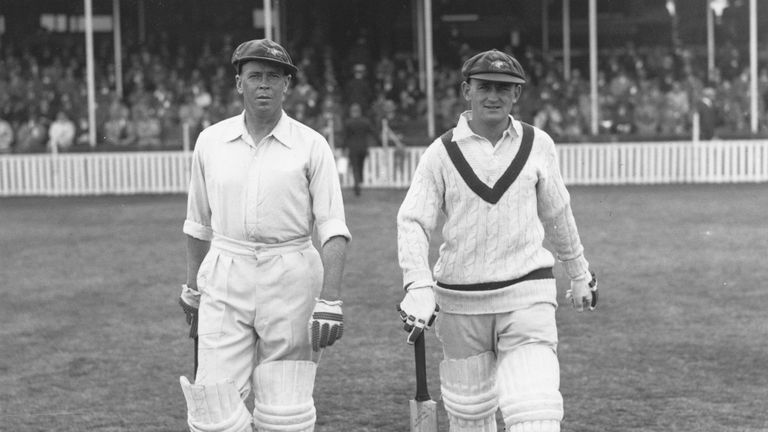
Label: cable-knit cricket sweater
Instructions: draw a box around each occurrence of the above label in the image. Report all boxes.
[397,112,589,314]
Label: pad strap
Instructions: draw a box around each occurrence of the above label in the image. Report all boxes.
[499,393,564,425]
[252,361,317,432]
[180,377,252,432]
[439,352,498,423]
[497,345,563,427]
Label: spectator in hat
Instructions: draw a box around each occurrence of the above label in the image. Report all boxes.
[0,116,13,154]
[102,104,136,148]
[343,63,373,113]
[437,86,466,130]
[177,38,350,432]
[634,87,662,137]
[341,102,377,196]
[696,87,719,140]
[16,114,48,153]
[134,107,162,148]
[396,49,597,432]
[48,110,76,152]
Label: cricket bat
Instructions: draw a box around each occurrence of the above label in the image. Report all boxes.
[410,332,438,432]
[193,336,199,377]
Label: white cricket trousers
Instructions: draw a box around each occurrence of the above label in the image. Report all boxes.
[194,235,323,397]
[435,302,559,359]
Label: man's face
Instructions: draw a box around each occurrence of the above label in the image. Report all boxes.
[461,78,521,124]
[236,61,290,117]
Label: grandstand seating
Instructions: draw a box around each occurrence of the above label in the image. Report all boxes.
[0,12,766,154]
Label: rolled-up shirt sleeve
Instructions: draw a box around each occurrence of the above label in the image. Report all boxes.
[183,138,214,241]
[309,136,351,246]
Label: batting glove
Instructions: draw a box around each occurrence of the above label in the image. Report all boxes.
[178,284,200,338]
[397,282,439,344]
[565,271,598,312]
[309,298,344,352]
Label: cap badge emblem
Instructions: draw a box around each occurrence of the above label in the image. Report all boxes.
[267,47,281,58]
[490,60,508,71]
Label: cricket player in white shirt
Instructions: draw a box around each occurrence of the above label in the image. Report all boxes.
[397,49,598,432]
[178,39,350,432]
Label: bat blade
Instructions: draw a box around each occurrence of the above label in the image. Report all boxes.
[410,399,438,431]
[410,333,438,432]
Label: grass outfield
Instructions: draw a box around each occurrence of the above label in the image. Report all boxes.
[1,184,767,432]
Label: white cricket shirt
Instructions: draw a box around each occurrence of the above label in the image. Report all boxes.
[184,111,351,247]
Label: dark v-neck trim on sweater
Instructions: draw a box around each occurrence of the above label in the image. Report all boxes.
[440,122,534,204]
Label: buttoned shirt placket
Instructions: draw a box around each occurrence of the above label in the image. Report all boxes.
[243,132,265,243]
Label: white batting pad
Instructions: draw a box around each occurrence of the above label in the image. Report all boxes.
[506,420,560,432]
[439,351,498,432]
[179,376,253,432]
[251,361,317,432]
[497,344,563,428]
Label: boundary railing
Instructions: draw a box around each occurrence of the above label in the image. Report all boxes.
[0,152,190,196]
[1,140,767,196]
[557,140,768,185]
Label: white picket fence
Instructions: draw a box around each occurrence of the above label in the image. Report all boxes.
[557,140,768,185]
[1,140,767,196]
[0,151,191,196]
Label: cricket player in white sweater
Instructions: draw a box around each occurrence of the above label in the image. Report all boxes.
[397,49,597,432]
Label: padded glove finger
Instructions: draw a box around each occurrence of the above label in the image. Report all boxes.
[588,272,598,310]
[397,303,439,344]
[178,284,201,339]
[309,299,344,351]
[427,304,440,327]
[397,286,439,344]
[406,319,426,344]
[568,271,598,312]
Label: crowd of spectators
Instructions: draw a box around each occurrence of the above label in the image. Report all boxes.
[519,41,768,142]
[1,28,767,154]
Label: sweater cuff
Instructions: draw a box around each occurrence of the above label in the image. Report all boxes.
[403,269,435,289]
[561,255,589,280]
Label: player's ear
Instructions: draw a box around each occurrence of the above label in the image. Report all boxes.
[512,84,523,103]
[513,84,522,101]
[235,75,243,94]
[461,81,471,101]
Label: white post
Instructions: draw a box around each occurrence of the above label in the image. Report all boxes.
[706,0,714,79]
[273,0,281,44]
[416,0,426,92]
[589,0,598,135]
[137,0,145,43]
[85,0,97,148]
[563,0,571,80]
[692,111,700,143]
[381,118,389,148]
[542,0,549,54]
[327,115,335,150]
[182,122,190,153]
[749,0,758,133]
[113,0,123,98]
[52,147,61,196]
[264,0,273,40]
[424,0,435,138]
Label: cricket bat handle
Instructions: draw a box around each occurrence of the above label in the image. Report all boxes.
[193,336,199,377]
[414,333,431,402]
